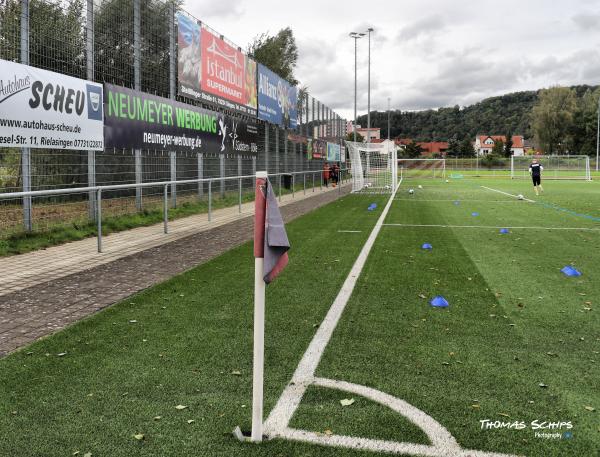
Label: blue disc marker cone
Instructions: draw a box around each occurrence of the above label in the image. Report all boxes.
[430,296,449,308]
[472,212,479,217]
[453,201,460,205]
[370,203,377,209]
[561,266,582,277]
[500,228,510,234]
[422,243,433,250]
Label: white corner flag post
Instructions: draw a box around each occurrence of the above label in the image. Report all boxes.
[251,170,268,442]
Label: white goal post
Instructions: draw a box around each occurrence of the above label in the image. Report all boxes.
[397,158,446,179]
[511,155,591,180]
[346,141,398,193]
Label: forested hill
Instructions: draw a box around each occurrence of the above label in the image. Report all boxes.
[359,85,599,141]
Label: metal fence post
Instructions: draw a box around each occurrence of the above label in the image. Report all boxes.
[292,174,295,198]
[252,156,256,176]
[238,155,242,212]
[163,184,169,234]
[264,124,269,172]
[134,0,142,211]
[275,127,280,176]
[96,189,102,253]
[20,0,32,232]
[86,0,96,221]
[303,173,306,195]
[208,180,212,221]
[170,151,177,207]
[220,155,225,198]
[197,153,203,198]
[168,3,177,209]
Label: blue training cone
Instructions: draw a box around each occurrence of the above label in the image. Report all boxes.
[500,228,510,234]
[472,212,479,217]
[453,201,460,205]
[422,243,433,250]
[370,203,377,209]
[561,266,582,277]
[430,296,449,308]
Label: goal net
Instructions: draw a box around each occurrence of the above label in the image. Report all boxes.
[398,158,446,179]
[511,155,591,180]
[346,141,398,193]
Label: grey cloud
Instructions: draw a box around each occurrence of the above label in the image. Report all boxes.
[397,14,447,43]
[572,12,600,30]
[185,0,244,19]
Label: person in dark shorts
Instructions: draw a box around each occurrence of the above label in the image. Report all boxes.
[529,158,544,195]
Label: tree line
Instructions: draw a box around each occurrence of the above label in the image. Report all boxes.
[359,85,600,156]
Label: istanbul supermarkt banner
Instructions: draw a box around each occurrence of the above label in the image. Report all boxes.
[104,84,258,155]
[0,59,104,151]
[257,64,297,128]
[176,14,257,117]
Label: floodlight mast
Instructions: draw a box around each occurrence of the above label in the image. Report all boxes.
[367,27,374,150]
[349,32,365,143]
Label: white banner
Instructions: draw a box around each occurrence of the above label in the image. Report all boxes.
[0,59,104,151]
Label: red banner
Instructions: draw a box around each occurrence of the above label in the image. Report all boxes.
[202,27,246,106]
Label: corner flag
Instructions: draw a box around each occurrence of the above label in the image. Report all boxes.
[250,171,290,442]
[254,174,290,283]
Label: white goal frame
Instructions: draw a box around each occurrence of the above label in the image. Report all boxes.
[397,158,446,179]
[511,155,591,181]
[346,141,398,193]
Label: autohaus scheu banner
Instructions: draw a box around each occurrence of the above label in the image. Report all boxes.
[0,59,104,151]
[104,84,258,155]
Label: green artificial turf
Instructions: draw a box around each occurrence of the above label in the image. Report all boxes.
[1,178,599,456]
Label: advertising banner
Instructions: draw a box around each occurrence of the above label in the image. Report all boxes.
[104,84,257,155]
[312,139,326,159]
[257,64,297,128]
[176,14,257,117]
[307,138,313,160]
[327,142,341,162]
[0,59,104,150]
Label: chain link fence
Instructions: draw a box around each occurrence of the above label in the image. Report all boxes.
[0,0,346,238]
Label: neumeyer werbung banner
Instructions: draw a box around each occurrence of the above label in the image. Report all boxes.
[104,84,258,155]
[327,142,341,162]
[176,14,257,116]
[0,59,104,150]
[257,64,297,128]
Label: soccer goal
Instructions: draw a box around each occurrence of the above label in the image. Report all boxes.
[511,155,591,180]
[397,158,446,179]
[346,141,398,193]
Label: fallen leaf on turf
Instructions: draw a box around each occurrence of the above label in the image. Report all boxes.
[83,453,92,457]
[57,353,67,357]
[546,352,558,357]
[324,429,333,436]
[133,434,144,441]
[471,404,480,409]
[340,398,355,406]
[231,371,241,376]
[175,405,188,410]
[129,320,137,324]
[498,413,510,418]
[153,416,161,421]
[539,383,548,388]
[187,419,195,424]
[441,362,450,366]
[418,294,426,299]
[72,452,79,456]
[584,406,595,412]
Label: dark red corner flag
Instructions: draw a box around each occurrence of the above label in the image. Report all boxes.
[254,176,290,283]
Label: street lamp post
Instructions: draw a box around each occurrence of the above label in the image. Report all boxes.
[387,97,391,141]
[596,95,599,172]
[349,32,365,143]
[367,28,374,150]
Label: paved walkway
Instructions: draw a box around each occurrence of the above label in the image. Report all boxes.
[0,184,350,356]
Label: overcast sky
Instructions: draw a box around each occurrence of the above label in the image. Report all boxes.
[182,0,600,120]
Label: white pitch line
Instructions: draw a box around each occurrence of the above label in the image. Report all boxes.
[337,230,363,233]
[393,199,528,203]
[480,185,535,203]
[382,223,600,231]
[263,183,399,435]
